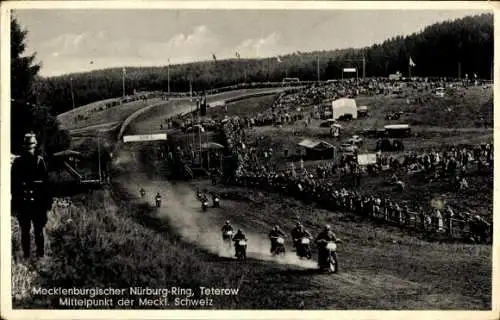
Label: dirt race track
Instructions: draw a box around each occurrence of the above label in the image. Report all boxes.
[109,86,492,309]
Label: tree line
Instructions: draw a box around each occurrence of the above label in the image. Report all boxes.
[22,13,494,120]
[11,15,71,155]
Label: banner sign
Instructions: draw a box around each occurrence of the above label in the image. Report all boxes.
[357,153,377,166]
[209,100,225,107]
[123,133,168,143]
[343,68,357,73]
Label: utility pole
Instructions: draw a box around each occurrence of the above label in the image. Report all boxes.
[122,67,126,99]
[362,56,366,79]
[70,77,76,109]
[97,132,102,183]
[189,79,193,102]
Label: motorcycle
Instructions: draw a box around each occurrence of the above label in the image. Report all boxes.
[202,200,209,211]
[213,197,220,208]
[271,237,286,256]
[317,240,341,273]
[296,237,312,259]
[195,191,203,202]
[234,239,247,260]
[222,230,233,249]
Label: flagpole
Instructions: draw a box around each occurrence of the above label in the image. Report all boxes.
[167,59,170,95]
[317,55,320,83]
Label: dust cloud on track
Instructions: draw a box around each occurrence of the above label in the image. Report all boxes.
[112,148,317,270]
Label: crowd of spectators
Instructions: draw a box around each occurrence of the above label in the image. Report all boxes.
[214,112,492,243]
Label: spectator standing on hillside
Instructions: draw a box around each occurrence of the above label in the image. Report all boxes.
[11,133,52,259]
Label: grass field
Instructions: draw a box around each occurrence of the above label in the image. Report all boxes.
[206,93,279,119]
[57,98,165,131]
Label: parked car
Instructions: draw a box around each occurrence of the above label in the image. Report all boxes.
[340,143,358,153]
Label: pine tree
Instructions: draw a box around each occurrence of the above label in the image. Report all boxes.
[11,14,70,155]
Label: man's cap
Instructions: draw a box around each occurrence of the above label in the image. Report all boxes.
[23,133,37,146]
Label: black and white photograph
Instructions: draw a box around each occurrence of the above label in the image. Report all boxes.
[1,1,498,318]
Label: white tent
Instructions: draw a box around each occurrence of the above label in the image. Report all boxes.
[331,98,358,120]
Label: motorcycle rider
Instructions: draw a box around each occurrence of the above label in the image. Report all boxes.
[315,224,341,273]
[269,225,286,254]
[232,229,248,258]
[155,192,162,207]
[291,222,312,248]
[195,188,203,201]
[221,220,234,240]
[140,187,146,198]
[212,192,220,208]
[200,189,209,203]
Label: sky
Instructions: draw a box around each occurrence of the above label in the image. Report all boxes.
[13,9,489,77]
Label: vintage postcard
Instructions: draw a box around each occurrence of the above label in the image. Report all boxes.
[1,1,498,319]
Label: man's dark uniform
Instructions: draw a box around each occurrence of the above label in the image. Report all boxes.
[11,138,52,258]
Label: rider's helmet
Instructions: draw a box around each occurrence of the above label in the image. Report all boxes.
[296,222,303,229]
[324,224,331,231]
[225,220,231,225]
[273,225,279,231]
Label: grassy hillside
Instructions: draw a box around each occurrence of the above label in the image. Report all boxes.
[11,187,246,309]
[206,94,279,119]
[57,98,164,131]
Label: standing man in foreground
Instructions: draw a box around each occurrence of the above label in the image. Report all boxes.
[11,133,52,259]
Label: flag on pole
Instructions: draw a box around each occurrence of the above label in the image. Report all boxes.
[409,57,416,67]
[276,56,282,63]
[235,51,240,59]
[212,54,217,62]
[122,67,126,75]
